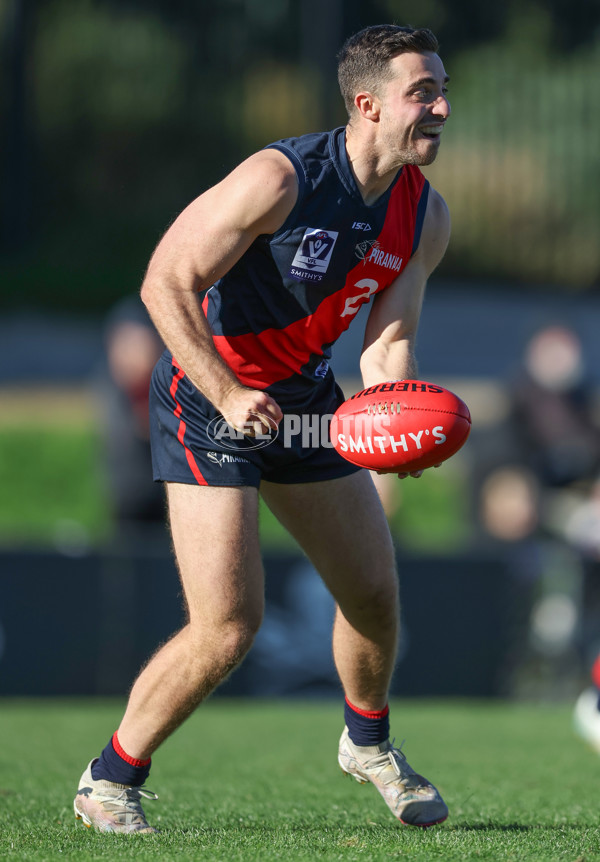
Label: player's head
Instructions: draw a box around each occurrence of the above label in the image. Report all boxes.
[337,24,440,118]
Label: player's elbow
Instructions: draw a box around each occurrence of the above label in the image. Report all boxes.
[140,262,168,315]
[140,274,157,310]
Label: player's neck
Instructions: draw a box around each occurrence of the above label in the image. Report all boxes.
[344,126,401,206]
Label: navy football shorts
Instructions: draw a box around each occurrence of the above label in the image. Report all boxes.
[149,353,361,488]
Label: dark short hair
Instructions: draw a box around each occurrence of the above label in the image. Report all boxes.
[337,24,440,116]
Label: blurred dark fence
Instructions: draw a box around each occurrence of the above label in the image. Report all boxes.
[1,0,599,313]
[0,543,514,697]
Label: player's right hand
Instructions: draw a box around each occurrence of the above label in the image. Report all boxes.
[217,387,283,437]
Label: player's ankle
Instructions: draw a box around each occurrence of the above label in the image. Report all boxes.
[344,697,390,746]
[91,731,151,786]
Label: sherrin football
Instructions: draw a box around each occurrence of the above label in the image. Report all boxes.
[330,380,471,472]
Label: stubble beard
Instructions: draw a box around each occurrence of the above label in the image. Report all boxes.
[395,140,440,167]
[383,126,441,169]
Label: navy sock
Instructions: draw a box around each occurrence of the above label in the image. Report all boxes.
[344,698,390,746]
[91,732,151,786]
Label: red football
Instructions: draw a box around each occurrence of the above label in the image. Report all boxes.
[330,380,471,472]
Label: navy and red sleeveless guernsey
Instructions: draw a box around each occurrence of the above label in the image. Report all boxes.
[150,126,430,487]
[202,126,429,398]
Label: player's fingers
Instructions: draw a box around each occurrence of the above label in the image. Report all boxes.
[222,390,282,436]
[251,415,271,436]
[224,412,268,436]
[232,414,268,437]
[260,397,283,427]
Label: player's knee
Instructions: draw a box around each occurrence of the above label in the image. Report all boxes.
[188,610,261,672]
[219,615,262,667]
[345,577,399,631]
[369,583,399,626]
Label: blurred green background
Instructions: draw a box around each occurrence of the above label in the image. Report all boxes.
[0,0,599,549]
[1,0,600,700]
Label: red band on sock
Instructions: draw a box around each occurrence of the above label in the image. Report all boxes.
[592,655,600,689]
[345,698,389,720]
[112,732,151,768]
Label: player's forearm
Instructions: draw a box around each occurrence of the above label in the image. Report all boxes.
[359,338,418,388]
[140,280,243,410]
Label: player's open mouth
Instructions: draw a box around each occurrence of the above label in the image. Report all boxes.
[419,125,444,140]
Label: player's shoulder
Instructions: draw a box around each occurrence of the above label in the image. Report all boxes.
[235,148,299,196]
[410,184,450,271]
[215,149,299,233]
[424,185,450,231]
[422,185,450,245]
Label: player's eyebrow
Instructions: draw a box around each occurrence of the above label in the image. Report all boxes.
[408,75,450,90]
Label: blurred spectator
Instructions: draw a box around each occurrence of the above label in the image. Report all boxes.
[505,327,600,734]
[475,324,600,543]
[94,297,165,533]
[511,325,600,489]
[478,464,540,543]
[472,325,600,697]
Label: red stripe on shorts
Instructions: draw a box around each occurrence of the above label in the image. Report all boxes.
[169,359,208,486]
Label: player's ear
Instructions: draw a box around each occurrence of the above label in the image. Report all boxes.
[354,91,381,122]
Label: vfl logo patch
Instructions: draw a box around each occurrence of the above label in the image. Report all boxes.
[289,228,338,283]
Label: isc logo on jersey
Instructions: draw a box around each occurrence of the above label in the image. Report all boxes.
[289,228,338,283]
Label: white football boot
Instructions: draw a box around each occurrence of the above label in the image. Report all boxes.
[74,759,158,833]
[338,727,448,827]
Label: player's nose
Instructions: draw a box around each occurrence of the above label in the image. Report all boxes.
[432,93,451,119]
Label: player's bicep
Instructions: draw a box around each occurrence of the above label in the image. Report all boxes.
[143,150,299,293]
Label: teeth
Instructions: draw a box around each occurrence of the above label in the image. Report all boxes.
[421,125,444,134]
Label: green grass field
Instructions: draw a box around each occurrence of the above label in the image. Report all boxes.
[1,698,599,861]
[0,423,470,552]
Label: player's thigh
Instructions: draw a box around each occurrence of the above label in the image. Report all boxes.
[260,470,398,609]
[166,481,264,628]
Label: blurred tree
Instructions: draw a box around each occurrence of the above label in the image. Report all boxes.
[0,0,599,312]
[424,4,600,288]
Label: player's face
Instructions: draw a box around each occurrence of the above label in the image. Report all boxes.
[378,51,450,166]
